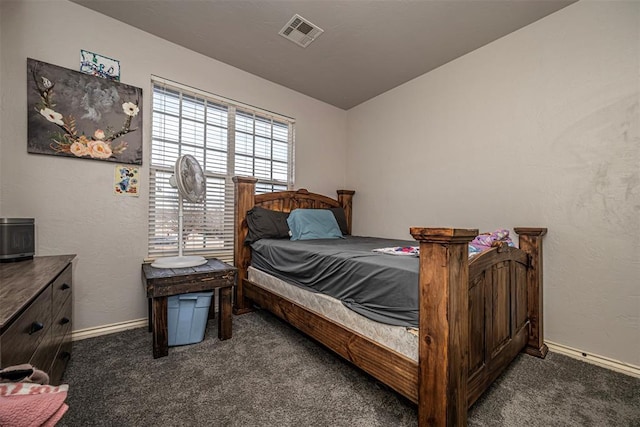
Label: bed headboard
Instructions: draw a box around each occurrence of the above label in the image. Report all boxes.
[232,176,355,313]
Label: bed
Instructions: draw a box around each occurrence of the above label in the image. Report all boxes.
[232,176,547,426]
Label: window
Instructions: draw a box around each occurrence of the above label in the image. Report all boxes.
[148,79,294,262]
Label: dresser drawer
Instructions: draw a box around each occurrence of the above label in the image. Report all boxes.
[1,285,52,368]
[49,339,72,386]
[51,294,72,350]
[29,327,54,373]
[52,264,72,310]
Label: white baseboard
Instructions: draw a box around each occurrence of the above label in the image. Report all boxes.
[546,340,640,378]
[71,304,220,341]
[72,318,147,341]
[70,323,640,378]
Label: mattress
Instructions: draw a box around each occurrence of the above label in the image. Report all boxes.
[247,266,419,361]
[250,236,420,327]
[247,232,513,363]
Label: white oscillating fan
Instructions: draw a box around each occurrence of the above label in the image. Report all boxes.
[151,154,208,269]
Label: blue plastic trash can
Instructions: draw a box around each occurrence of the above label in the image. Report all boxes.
[167,291,213,346]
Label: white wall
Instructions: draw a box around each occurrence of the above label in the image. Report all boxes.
[0,0,347,330]
[347,1,639,366]
[2,0,637,368]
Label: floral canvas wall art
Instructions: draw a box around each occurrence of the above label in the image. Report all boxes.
[27,58,142,165]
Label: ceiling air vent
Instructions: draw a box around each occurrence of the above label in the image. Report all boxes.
[279,14,324,48]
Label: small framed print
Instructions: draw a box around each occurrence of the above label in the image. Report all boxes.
[80,49,120,81]
[114,165,139,196]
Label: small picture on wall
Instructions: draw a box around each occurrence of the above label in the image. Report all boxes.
[114,165,139,196]
[27,58,142,165]
[80,49,121,81]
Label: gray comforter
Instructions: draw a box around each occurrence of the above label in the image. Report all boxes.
[250,236,419,327]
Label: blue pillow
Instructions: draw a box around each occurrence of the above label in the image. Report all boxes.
[287,209,344,241]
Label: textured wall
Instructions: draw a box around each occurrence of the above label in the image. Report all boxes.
[0,0,347,331]
[347,2,639,365]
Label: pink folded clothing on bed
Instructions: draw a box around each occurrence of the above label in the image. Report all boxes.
[373,229,515,259]
[372,246,419,256]
[471,229,513,247]
[469,228,515,252]
[0,383,69,427]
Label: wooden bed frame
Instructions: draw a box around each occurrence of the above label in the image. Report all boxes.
[233,176,547,426]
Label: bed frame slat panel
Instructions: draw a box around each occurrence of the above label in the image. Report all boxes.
[468,276,485,379]
[490,261,511,357]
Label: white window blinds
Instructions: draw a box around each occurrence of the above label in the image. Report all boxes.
[149,79,294,262]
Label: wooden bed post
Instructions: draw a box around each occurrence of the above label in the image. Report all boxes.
[337,190,355,235]
[514,227,548,358]
[410,227,478,427]
[233,176,258,314]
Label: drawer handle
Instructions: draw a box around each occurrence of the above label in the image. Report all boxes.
[60,283,71,290]
[29,322,44,335]
[60,351,71,361]
[60,317,70,325]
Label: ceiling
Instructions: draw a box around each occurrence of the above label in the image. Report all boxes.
[71,0,575,110]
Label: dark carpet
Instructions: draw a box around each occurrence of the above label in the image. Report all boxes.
[59,311,640,426]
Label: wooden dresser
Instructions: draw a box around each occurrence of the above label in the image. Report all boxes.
[0,255,75,385]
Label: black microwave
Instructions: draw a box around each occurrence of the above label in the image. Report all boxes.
[0,218,35,262]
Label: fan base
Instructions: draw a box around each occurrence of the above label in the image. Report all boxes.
[151,255,208,269]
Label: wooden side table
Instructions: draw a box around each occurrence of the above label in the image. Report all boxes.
[142,258,237,359]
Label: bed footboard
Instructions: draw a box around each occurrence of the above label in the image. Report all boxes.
[410,227,546,425]
[410,228,478,426]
